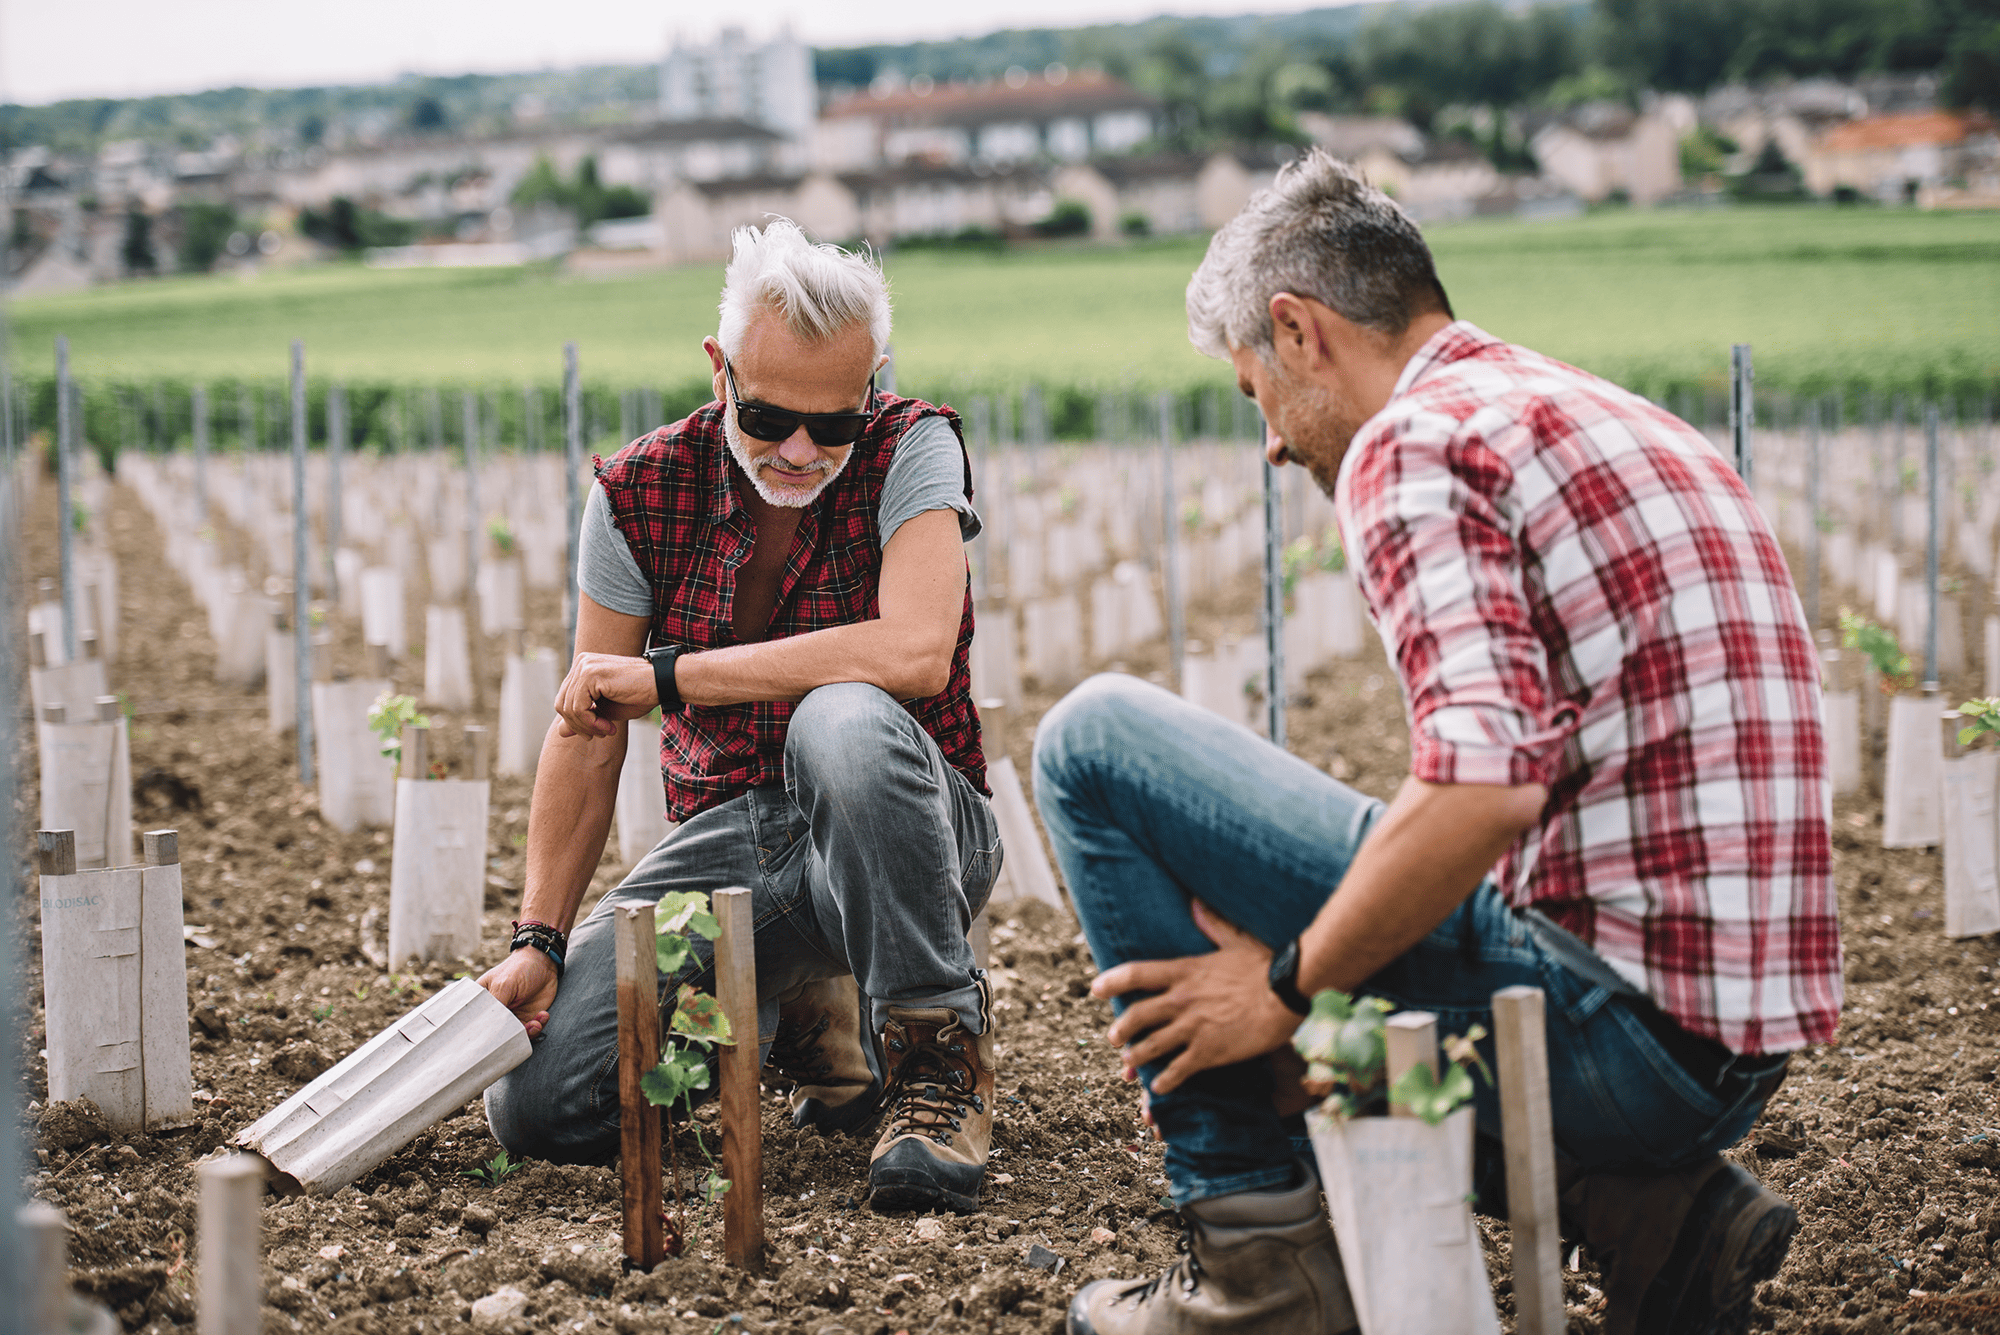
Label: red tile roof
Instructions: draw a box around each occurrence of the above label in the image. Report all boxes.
[1819,111,1992,151]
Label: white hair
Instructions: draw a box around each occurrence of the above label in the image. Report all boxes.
[717,217,891,360]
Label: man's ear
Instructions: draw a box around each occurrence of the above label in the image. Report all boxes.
[1268,292,1324,372]
[703,337,726,399]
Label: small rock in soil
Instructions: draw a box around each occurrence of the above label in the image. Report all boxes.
[460,1204,497,1234]
[470,1287,528,1328]
[1026,1243,1065,1273]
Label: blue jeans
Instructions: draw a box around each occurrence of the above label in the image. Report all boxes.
[1033,674,1788,1207]
[486,682,1001,1163]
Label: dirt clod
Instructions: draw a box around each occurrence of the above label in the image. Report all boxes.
[36,1098,106,1151]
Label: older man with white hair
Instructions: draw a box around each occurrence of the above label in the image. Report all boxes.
[479,219,1001,1216]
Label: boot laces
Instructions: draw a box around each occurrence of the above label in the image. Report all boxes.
[768,1012,834,1083]
[1123,1216,1205,1305]
[883,1020,985,1147]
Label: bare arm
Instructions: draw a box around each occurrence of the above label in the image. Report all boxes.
[477,593,650,1032]
[1094,775,1546,1093]
[551,508,969,737]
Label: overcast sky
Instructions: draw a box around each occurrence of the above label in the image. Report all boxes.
[0,0,1344,105]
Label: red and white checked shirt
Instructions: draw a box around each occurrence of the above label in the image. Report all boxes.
[1335,322,1842,1055]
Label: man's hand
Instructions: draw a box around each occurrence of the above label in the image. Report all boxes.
[478,948,560,1038]
[1091,902,1303,1096]
[554,651,658,739]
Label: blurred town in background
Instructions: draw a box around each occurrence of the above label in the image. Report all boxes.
[4,0,1997,293]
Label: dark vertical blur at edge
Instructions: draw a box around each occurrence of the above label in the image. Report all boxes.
[0,1,30,1319]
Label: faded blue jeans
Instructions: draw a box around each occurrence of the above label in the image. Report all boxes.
[1033,674,1788,1208]
[486,682,1001,1163]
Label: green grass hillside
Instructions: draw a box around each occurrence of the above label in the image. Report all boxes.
[10,205,1998,404]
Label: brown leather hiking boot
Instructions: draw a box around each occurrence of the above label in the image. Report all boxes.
[1562,1156,1798,1335]
[866,977,994,1214]
[1067,1167,1359,1335]
[767,974,882,1135]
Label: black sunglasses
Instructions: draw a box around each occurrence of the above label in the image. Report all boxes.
[723,356,877,448]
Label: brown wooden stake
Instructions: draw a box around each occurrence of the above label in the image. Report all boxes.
[1383,1011,1437,1118]
[399,724,428,780]
[366,641,391,679]
[1493,985,1563,1335]
[38,829,77,877]
[464,724,490,782]
[614,903,663,1270]
[713,886,764,1267]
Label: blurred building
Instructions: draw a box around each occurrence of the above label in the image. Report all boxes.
[661,27,815,140]
[1527,96,1693,204]
[1803,111,1999,203]
[816,67,1160,171]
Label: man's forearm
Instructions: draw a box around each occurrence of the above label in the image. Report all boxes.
[518,719,627,933]
[678,617,955,706]
[1297,776,1547,995]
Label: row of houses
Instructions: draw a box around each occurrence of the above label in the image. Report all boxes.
[6,28,1997,290]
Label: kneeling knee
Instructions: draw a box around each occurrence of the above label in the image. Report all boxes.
[1033,672,1155,789]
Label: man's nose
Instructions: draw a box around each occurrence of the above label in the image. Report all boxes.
[1264,434,1291,468]
[777,430,819,467]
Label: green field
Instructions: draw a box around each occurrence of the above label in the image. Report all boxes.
[10,205,1999,404]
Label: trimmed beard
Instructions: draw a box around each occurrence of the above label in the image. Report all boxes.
[722,397,851,508]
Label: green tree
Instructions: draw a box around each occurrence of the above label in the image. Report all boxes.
[407,96,448,133]
[177,201,238,271]
[1592,0,1754,91]
[1943,6,2000,112]
[120,207,156,274]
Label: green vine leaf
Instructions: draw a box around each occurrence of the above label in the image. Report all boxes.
[1958,697,2000,748]
[1389,1061,1475,1125]
[1838,608,1911,692]
[640,1049,711,1107]
[671,983,732,1044]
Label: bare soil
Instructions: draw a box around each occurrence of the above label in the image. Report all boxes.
[15,469,2000,1335]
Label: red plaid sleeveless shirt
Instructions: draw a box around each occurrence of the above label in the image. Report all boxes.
[594,394,987,822]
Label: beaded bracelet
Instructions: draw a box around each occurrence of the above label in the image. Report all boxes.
[509,919,568,980]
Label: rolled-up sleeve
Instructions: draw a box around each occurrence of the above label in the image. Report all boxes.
[1339,411,1571,788]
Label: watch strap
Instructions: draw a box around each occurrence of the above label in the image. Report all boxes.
[647,643,684,714]
[1268,937,1311,1016]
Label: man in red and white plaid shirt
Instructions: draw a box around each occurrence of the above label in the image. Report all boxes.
[1038,149,1840,1335]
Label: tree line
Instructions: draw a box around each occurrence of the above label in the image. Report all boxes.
[822,0,2000,145]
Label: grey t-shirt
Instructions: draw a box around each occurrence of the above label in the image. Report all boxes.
[578,413,979,617]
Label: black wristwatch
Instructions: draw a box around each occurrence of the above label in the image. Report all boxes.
[645,643,685,714]
[1268,938,1311,1016]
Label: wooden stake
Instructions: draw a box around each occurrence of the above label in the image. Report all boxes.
[399,724,428,781]
[464,724,490,782]
[1384,1011,1437,1118]
[143,829,179,866]
[366,641,391,679]
[1493,986,1563,1335]
[38,829,76,877]
[614,904,663,1271]
[713,886,764,1267]
[198,1154,265,1335]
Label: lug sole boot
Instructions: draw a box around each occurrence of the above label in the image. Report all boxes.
[1563,1156,1798,1335]
[867,976,994,1215]
[767,974,883,1136]
[1067,1165,1359,1335]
